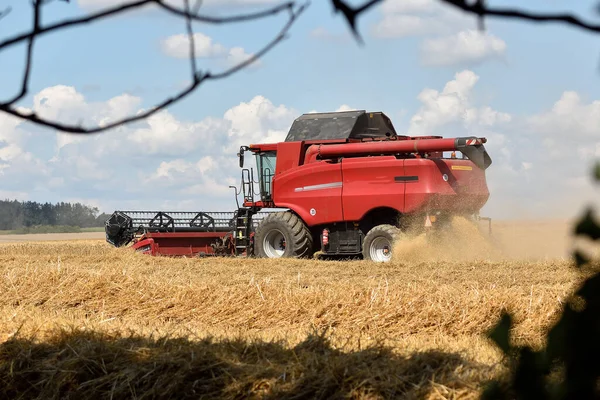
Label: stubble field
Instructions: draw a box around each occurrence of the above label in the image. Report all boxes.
[0,219,587,399]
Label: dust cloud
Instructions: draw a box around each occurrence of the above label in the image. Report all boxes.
[392,216,573,263]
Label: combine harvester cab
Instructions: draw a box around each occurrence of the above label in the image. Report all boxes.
[105,110,493,262]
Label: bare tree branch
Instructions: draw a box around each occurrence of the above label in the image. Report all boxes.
[0,0,296,53]
[0,1,309,134]
[330,0,600,47]
[438,0,600,34]
[4,0,600,135]
[0,6,11,21]
[330,0,382,45]
[1,0,42,107]
[183,0,198,82]
[157,1,295,24]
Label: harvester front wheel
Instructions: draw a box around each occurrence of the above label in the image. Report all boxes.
[254,211,313,259]
[362,224,400,263]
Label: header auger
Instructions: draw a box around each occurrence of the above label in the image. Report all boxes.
[105,110,493,262]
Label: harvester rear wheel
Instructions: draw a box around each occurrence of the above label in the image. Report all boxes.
[362,224,401,263]
[254,211,314,259]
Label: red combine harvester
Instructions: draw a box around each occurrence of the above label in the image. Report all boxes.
[105,110,492,262]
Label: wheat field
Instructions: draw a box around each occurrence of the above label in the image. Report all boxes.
[0,218,586,399]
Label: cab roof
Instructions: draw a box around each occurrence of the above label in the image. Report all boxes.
[284,110,398,142]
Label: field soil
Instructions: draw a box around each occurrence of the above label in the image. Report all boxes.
[0,231,105,243]
[0,218,587,399]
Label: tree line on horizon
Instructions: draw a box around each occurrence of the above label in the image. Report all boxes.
[0,200,110,231]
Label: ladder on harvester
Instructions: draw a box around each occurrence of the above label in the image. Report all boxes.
[234,208,255,256]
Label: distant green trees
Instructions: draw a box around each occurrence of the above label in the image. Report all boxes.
[0,200,109,230]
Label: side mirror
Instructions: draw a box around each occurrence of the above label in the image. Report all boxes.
[237,146,245,168]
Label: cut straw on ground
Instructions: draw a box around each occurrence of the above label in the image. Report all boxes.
[0,218,582,398]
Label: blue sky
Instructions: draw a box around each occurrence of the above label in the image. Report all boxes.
[1,0,600,220]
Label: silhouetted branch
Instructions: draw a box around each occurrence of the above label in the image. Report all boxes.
[4,0,42,106]
[4,0,600,134]
[0,1,296,53]
[157,1,295,24]
[0,0,154,53]
[0,0,306,133]
[331,0,382,44]
[439,0,600,34]
[183,0,198,82]
[0,6,10,21]
[330,0,600,46]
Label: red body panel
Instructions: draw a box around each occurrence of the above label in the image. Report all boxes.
[340,156,405,221]
[132,232,231,257]
[272,160,344,225]
[403,158,489,214]
[275,142,303,174]
[268,139,489,225]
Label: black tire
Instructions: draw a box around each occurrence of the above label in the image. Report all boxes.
[254,211,314,258]
[362,224,401,263]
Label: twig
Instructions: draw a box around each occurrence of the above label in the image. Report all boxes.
[5,0,600,134]
[439,0,600,34]
[0,6,11,21]
[0,1,295,53]
[331,0,383,44]
[0,0,157,53]
[0,1,308,133]
[183,0,198,82]
[208,3,308,81]
[157,1,295,24]
[2,1,41,106]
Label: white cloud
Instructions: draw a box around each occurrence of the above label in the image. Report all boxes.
[138,156,236,200]
[305,105,358,114]
[420,30,507,66]
[226,47,261,68]
[127,111,228,156]
[0,109,48,183]
[371,0,507,68]
[527,91,600,141]
[224,95,297,151]
[408,70,510,136]
[148,156,216,182]
[373,14,454,38]
[66,156,111,181]
[4,73,599,221]
[371,0,471,39]
[160,33,227,59]
[0,85,295,213]
[0,111,29,145]
[380,0,434,13]
[33,85,87,122]
[335,105,357,112]
[0,144,23,162]
[407,69,600,219]
[33,85,142,132]
[0,191,29,201]
[160,32,260,69]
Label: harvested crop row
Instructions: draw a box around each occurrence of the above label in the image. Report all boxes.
[0,239,582,398]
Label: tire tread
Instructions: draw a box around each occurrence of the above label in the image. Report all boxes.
[362,224,402,262]
[255,211,313,258]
